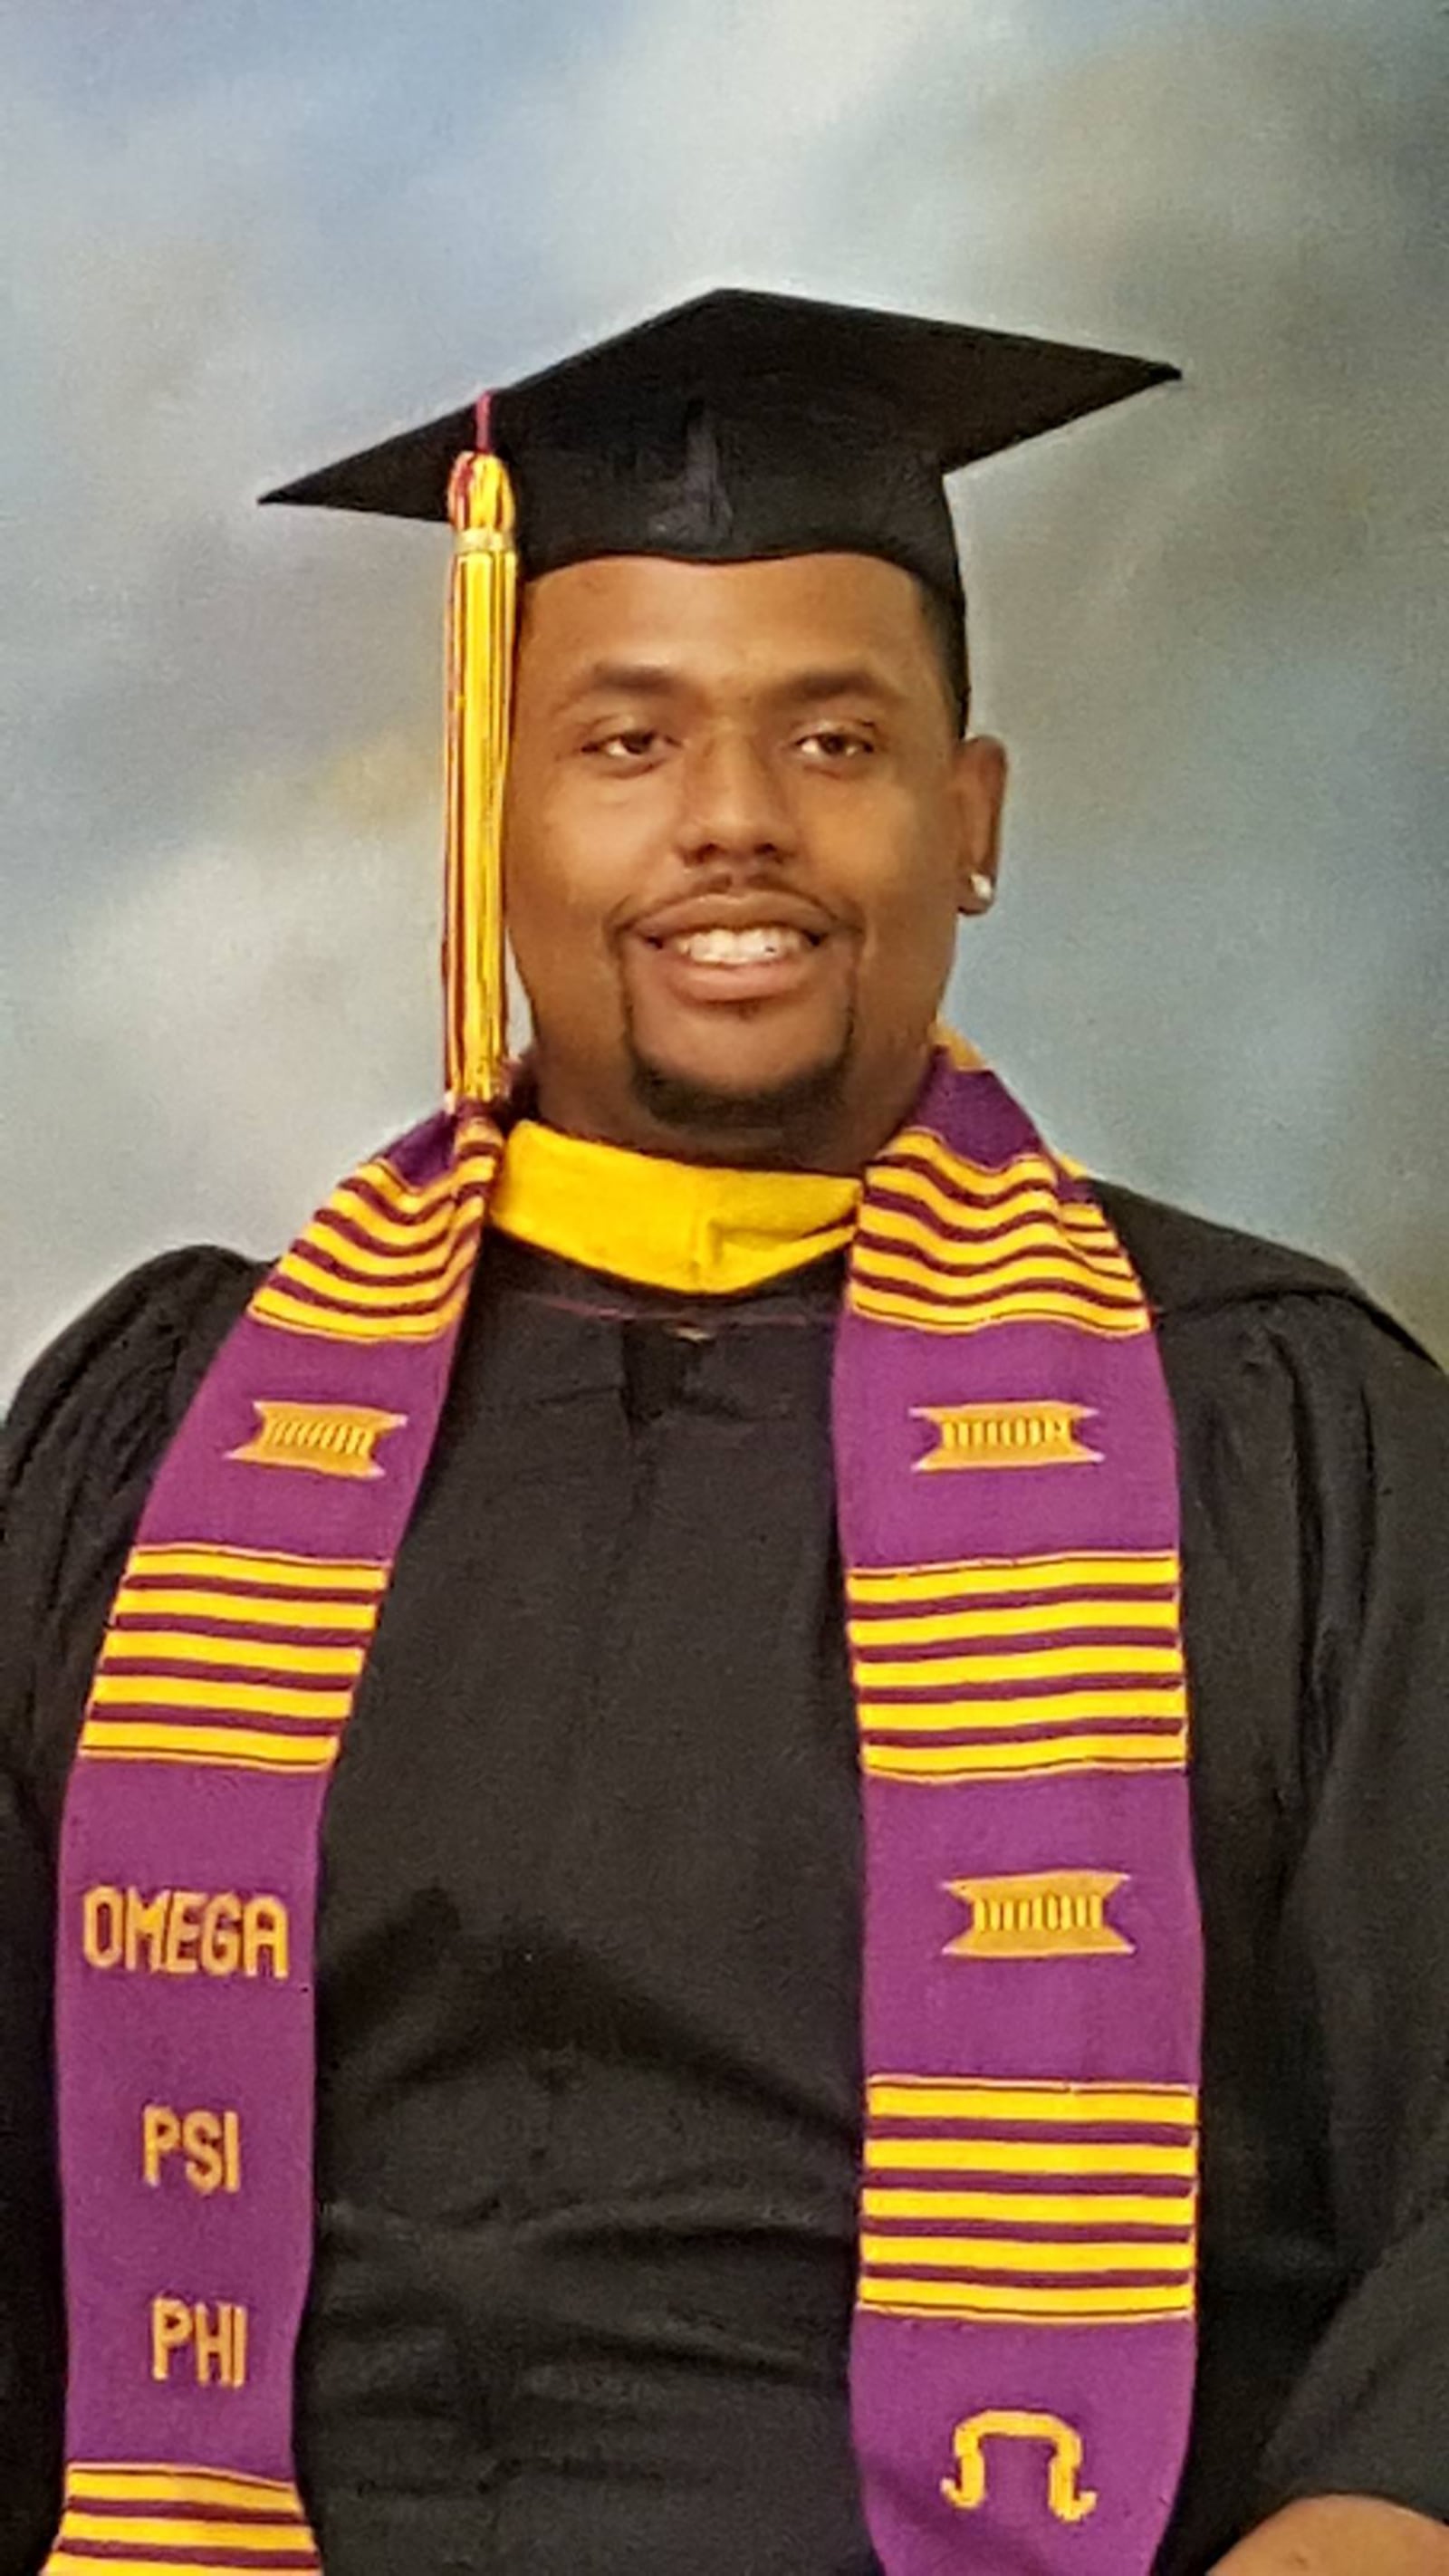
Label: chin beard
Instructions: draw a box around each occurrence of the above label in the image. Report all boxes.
[626,1024,853,1164]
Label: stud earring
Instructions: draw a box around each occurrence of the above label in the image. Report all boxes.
[969,872,994,906]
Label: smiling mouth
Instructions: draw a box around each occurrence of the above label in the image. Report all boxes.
[649,923,822,967]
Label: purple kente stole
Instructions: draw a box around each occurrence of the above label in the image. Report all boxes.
[47,1042,1200,2575]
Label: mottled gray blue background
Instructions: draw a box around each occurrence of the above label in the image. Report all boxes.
[4,0,1444,1393]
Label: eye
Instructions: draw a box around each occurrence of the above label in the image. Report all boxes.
[797,726,876,763]
[584,727,665,763]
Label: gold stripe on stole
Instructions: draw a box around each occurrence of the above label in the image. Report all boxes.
[79,1543,387,1776]
[849,1552,1188,1785]
[49,2460,320,2574]
[850,1133,1151,1338]
[860,2078,1199,2328]
[249,1122,499,1345]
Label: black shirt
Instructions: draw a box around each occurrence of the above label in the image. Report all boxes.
[3,1185,1449,2572]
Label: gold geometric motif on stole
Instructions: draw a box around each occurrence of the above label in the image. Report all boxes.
[941,2410,1099,2523]
[945,1870,1133,1960]
[910,1400,1101,1472]
[227,1399,408,1481]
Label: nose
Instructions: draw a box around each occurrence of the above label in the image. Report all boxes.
[676,725,796,866]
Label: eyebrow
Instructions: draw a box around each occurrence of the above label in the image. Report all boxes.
[559,661,679,703]
[555,658,907,710]
[764,664,907,709]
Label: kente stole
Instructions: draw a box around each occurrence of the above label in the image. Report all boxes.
[47,1038,1201,2574]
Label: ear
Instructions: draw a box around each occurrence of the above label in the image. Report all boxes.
[949,734,1008,918]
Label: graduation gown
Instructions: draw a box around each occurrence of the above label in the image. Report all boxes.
[3,1181,1449,2574]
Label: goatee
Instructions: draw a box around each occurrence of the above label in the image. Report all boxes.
[626,1026,852,1167]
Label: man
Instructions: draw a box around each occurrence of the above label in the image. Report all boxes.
[3,290,1448,2575]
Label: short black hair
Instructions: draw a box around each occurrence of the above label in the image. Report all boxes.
[916,578,970,735]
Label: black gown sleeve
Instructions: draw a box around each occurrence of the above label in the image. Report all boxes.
[0,1727,61,2569]
[0,1249,259,2572]
[1244,1297,1449,2533]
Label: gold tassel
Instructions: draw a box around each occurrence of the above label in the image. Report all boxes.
[443,447,518,1107]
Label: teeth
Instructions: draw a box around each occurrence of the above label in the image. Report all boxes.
[668,925,811,964]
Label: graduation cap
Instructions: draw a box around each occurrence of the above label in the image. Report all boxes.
[264,289,1177,1103]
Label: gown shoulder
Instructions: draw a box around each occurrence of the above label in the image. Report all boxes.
[1094,1175,1429,1350]
[0,1246,265,1781]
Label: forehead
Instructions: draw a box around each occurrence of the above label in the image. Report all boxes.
[516,551,936,685]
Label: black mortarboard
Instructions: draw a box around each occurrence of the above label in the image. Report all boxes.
[262,290,1177,1105]
[262,287,1176,627]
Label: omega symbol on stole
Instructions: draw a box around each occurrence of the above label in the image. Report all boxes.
[941,2410,1098,2523]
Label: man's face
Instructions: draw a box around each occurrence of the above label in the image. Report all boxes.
[502,551,1006,1170]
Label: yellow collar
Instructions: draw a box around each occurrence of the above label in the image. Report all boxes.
[491,1119,862,1296]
